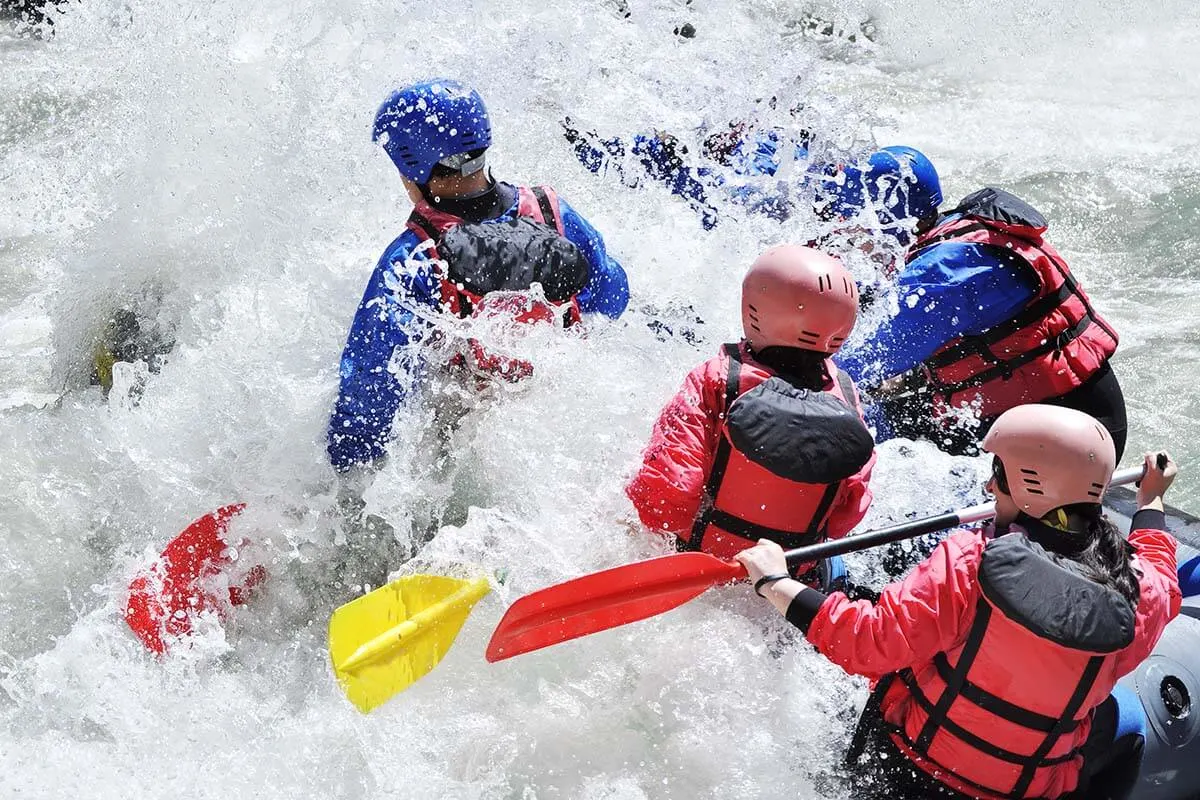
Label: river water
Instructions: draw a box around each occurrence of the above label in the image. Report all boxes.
[1,1,1197,797]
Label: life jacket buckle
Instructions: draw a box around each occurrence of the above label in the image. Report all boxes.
[1051,330,1072,358]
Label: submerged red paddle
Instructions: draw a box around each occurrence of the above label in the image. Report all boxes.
[487,465,1147,663]
[125,503,265,655]
[485,552,744,662]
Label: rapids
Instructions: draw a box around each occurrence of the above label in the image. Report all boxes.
[1,1,1197,797]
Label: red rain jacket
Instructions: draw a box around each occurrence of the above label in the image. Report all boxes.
[808,525,1180,799]
[627,342,876,574]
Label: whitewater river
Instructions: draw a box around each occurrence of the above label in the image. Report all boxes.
[2,1,1197,797]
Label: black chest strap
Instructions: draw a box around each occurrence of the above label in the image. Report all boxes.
[530,186,559,230]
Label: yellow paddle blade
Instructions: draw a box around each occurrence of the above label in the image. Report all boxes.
[328,574,491,713]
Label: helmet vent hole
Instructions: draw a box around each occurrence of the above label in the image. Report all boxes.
[1025,488,1045,495]
[1162,676,1191,719]
[817,275,830,293]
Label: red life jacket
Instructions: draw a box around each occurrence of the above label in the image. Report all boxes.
[911,188,1119,420]
[682,343,875,567]
[405,185,588,381]
[874,531,1137,799]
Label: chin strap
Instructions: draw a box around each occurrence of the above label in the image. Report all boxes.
[1016,511,1091,556]
[419,169,496,207]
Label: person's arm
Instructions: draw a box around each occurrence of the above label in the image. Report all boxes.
[561,119,635,184]
[557,196,630,319]
[835,243,1039,387]
[736,531,982,681]
[327,234,441,473]
[625,359,724,537]
[1114,452,1183,671]
[822,449,876,540]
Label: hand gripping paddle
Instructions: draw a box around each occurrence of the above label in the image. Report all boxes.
[486,465,1147,663]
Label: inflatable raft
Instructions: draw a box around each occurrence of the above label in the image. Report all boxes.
[1107,486,1200,800]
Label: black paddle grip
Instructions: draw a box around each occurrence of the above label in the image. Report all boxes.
[783,511,962,566]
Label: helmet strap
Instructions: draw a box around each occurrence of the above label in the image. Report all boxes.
[419,168,496,207]
[1016,511,1090,556]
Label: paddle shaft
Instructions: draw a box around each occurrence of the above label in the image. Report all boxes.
[782,464,1147,568]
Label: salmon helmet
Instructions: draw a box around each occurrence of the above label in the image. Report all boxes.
[982,404,1117,518]
[741,245,859,354]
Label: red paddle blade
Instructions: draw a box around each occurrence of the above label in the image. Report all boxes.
[486,552,744,663]
[125,503,254,655]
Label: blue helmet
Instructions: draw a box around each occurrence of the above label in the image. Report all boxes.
[821,145,942,230]
[372,79,492,184]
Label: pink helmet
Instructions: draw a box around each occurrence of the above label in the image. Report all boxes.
[741,245,859,354]
[982,404,1117,518]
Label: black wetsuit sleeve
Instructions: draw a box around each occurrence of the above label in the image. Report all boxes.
[785,588,829,634]
[1131,508,1167,533]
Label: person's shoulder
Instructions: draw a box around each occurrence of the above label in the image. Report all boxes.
[913,237,997,262]
[376,227,426,270]
[946,526,990,558]
[691,342,748,378]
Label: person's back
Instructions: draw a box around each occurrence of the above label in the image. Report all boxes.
[828,150,1126,458]
[908,189,1120,434]
[734,405,1181,800]
[328,79,630,475]
[626,245,875,583]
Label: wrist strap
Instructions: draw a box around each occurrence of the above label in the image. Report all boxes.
[754,573,791,598]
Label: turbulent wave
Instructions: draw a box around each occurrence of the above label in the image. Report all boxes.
[1,1,1198,797]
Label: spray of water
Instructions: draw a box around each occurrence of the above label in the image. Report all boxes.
[2,0,1198,797]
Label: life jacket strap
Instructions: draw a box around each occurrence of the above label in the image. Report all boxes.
[887,596,1104,798]
[684,343,743,550]
[914,599,994,752]
[1009,655,1105,797]
[926,312,1095,397]
[529,186,560,231]
[703,503,831,550]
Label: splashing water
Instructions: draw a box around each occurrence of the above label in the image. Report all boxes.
[2,1,1198,797]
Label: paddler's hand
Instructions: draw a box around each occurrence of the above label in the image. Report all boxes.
[734,539,789,584]
[735,540,805,616]
[1136,451,1177,510]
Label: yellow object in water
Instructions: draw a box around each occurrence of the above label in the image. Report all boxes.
[328,574,491,713]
